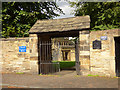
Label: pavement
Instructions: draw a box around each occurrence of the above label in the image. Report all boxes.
[1,70,119,88]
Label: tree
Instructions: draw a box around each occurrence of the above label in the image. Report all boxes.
[2,2,64,37]
[69,2,120,30]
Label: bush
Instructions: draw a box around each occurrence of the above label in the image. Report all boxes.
[52,61,75,70]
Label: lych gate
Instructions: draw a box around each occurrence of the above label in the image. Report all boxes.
[29,15,90,75]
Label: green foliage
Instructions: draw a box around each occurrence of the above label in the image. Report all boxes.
[52,61,75,69]
[69,2,120,30]
[2,2,64,38]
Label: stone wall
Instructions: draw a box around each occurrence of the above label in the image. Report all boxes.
[79,29,120,77]
[1,38,30,73]
[29,34,39,74]
[1,28,120,77]
[0,38,2,73]
[79,31,90,75]
[90,29,120,77]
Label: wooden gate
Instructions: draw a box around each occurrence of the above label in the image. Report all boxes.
[39,41,60,74]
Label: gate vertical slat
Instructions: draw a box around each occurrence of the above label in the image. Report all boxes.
[45,41,46,62]
[47,41,48,62]
[39,41,41,74]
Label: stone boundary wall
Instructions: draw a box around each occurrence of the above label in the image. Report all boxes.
[1,38,31,73]
[1,28,120,77]
[78,29,120,77]
[90,29,120,77]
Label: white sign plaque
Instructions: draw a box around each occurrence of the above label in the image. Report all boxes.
[100,36,107,40]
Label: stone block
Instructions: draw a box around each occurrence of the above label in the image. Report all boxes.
[80,40,86,45]
[80,60,90,65]
[30,61,38,74]
[79,31,90,34]
[84,46,90,51]
[17,53,24,57]
[29,34,38,37]
[80,46,84,51]
[80,70,91,76]
[18,58,25,61]
[80,51,90,55]
[80,55,90,60]
[100,51,110,56]
[24,54,30,58]
[80,65,90,70]
[30,57,38,61]
[22,61,30,70]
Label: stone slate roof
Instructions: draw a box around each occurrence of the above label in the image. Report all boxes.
[29,15,90,34]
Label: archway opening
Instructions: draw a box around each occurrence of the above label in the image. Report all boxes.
[38,31,80,75]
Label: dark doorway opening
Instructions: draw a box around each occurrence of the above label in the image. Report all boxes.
[114,37,120,76]
[62,50,70,61]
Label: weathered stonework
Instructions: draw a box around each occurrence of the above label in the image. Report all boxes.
[79,30,90,75]
[29,34,39,74]
[90,29,120,77]
[1,29,120,77]
[0,39,2,73]
[78,29,120,77]
[1,38,30,73]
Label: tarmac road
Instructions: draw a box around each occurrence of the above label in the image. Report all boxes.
[1,71,119,89]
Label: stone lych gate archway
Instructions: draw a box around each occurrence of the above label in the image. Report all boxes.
[29,15,90,75]
[28,15,120,77]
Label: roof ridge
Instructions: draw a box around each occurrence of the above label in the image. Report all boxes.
[37,15,90,21]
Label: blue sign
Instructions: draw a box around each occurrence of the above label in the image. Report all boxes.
[19,46,26,52]
[100,36,107,40]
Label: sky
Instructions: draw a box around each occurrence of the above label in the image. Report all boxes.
[53,1,76,39]
[53,1,75,19]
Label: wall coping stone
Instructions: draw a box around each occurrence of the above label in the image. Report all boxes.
[0,37,29,41]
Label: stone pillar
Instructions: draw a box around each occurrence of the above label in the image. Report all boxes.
[79,31,90,75]
[109,36,116,77]
[0,41,1,90]
[89,30,117,77]
[29,34,39,74]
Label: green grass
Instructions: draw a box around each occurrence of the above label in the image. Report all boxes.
[16,72,24,74]
[87,74,99,77]
[113,76,118,78]
[88,74,118,78]
[52,61,75,69]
